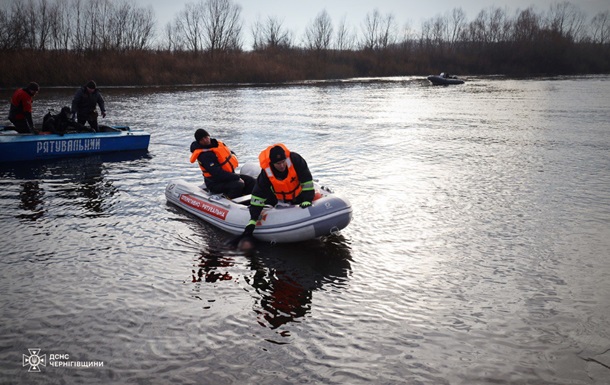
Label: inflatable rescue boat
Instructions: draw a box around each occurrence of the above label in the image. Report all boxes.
[165,164,352,243]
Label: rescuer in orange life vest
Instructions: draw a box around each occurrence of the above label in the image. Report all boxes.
[190,129,255,199]
[234,143,315,243]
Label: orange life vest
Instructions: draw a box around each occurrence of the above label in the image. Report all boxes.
[190,140,238,178]
[259,143,302,202]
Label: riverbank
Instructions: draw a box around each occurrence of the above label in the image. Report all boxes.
[1,44,609,88]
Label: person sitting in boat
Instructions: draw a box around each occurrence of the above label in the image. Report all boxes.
[190,129,255,199]
[8,82,39,134]
[42,106,93,135]
[237,144,315,241]
[71,80,106,132]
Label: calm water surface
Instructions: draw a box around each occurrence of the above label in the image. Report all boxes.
[1,76,609,384]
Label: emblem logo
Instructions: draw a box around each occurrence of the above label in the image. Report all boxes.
[23,348,46,372]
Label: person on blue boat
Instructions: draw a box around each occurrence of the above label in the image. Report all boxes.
[238,144,315,240]
[71,80,106,132]
[190,128,255,199]
[42,106,92,134]
[8,82,39,134]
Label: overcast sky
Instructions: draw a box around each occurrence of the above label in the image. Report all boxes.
[138,0,609,46]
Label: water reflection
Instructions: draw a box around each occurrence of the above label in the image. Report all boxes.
[248,237,352,332]
[52,158,118,215]
[192,236,352,336]
[1,151,150,220]
[192,250,235,283]
[17,181,45,220]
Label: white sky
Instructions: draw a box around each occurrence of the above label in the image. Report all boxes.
[138,0,609,46]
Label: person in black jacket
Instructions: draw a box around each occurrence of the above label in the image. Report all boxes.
[42,106,92,134]
[190,129,255,199]
[71,80,106,132]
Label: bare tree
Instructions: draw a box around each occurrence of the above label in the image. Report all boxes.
[201,0,242,53]
[163,20,184,51]
[251,15,292,50]
[489,6,511,42]
[465,6,511,44]
[398,22,417,52]
[174,2,205,52]
[70,0,86,51]
[378,12,397,49]
[334,15,355,50]
[591,11,610,44]
[49,0,72,50]
[304,9,333,51]
[104,1,155,50]
[512,7,541,42]
[360,9,397,50]
[250,17,263,50]
[419,18,432,48]
[0,0,29,50]
[429,14,447,47]
[361,9,381,49]
[447,7,467,45]
[31,0,54,49]
[83,0,113,50]
[170,0,241,53]
[420,10,466,49]
[109,0,131,49]
[126,5,155,50]
[546,1,586,42]
[0,5,11,49]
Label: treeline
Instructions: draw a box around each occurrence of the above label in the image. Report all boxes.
[1,0,609,87]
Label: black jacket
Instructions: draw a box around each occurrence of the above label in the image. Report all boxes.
[43,107,88,134]
[71,87,105,116]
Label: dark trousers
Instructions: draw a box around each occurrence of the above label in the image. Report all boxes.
[9,119,32,133]
[77,111,99,132]
[208,174,256,199]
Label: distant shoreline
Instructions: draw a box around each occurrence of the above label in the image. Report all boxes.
[5,73,610,93]
[2,46,609,90]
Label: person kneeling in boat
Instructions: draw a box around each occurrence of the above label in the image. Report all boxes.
[8,82,39,134]
[238,144,315,241]
[190,129,255,199]
[43,106,92,135]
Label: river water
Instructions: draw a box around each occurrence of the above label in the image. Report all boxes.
[1,76,609,384]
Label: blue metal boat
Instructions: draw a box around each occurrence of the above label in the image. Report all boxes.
[0,126,150,163]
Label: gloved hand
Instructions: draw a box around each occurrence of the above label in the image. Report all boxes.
[243,219,256,236]
[101,111,106,118]
[226,220,256,246]
[300,201,312,209]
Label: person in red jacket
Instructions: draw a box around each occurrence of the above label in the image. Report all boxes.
[8,82,39,134]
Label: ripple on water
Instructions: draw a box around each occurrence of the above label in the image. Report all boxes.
[1,78,610,384]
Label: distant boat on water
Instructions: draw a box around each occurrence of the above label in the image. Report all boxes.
[427,73,465,85]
